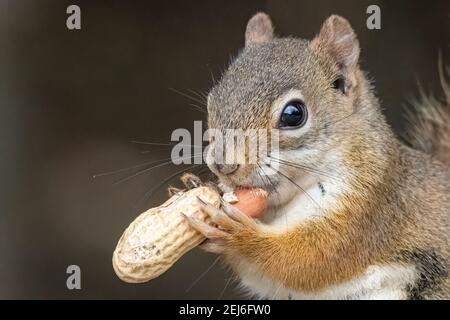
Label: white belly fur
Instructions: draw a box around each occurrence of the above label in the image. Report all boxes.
[232,259,417,300]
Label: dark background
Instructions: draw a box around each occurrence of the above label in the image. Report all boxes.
[0,0,448,299]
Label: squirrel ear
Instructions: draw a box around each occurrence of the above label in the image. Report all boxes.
[310,15,360,88]
[245,12,274,47]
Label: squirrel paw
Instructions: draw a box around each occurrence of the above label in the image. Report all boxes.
[167,173,202,196]
[183,196,258,255]
[180,172,203,189]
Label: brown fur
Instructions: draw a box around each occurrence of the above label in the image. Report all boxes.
[206,13,450,299]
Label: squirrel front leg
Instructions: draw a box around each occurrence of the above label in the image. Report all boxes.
[185,199,371,292]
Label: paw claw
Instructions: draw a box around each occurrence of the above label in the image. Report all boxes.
[181,212,228,240]
[196,200,237,230]
[167,186,183,197]
[222,201,256,227]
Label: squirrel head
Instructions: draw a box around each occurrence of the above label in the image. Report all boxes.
[206,13,388,204]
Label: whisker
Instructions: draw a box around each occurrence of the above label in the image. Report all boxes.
[93,156,176,178]
[257,163,277,194]
[268,157,342,182]
[188,103,207,113]
[139,147,173,154]
[113,153,203,186]
[257,163,283,219]
[187,89,208,102]
[217,276,233,300]
[275,167,321,210]
[134,164,201,208]
[130,140,204,148]
[130,140,176,146]
[256,165,276,217]
[169,87,207,107]
[185,256,221,293]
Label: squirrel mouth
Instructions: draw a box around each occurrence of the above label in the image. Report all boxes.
[234,181,278,193]
[215,171,278,194]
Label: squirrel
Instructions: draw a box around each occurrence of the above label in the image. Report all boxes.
[184,13,450,299]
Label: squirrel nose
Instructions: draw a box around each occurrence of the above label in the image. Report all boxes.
[216,164,239,175]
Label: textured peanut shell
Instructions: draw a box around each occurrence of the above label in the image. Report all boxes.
[112,186,221,283]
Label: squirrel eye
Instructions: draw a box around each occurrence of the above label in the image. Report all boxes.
[279,100,307,129]
[333,76,346,94]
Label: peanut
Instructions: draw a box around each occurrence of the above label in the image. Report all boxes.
[113,186,221,283]
[113,185,269,283]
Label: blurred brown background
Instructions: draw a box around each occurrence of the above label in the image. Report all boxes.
[0,0,448,299]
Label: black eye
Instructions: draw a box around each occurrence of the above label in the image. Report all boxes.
[279,100,308,128]
[332,76,346,94]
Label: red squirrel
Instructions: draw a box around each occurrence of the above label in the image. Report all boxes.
[185,13,450,299]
